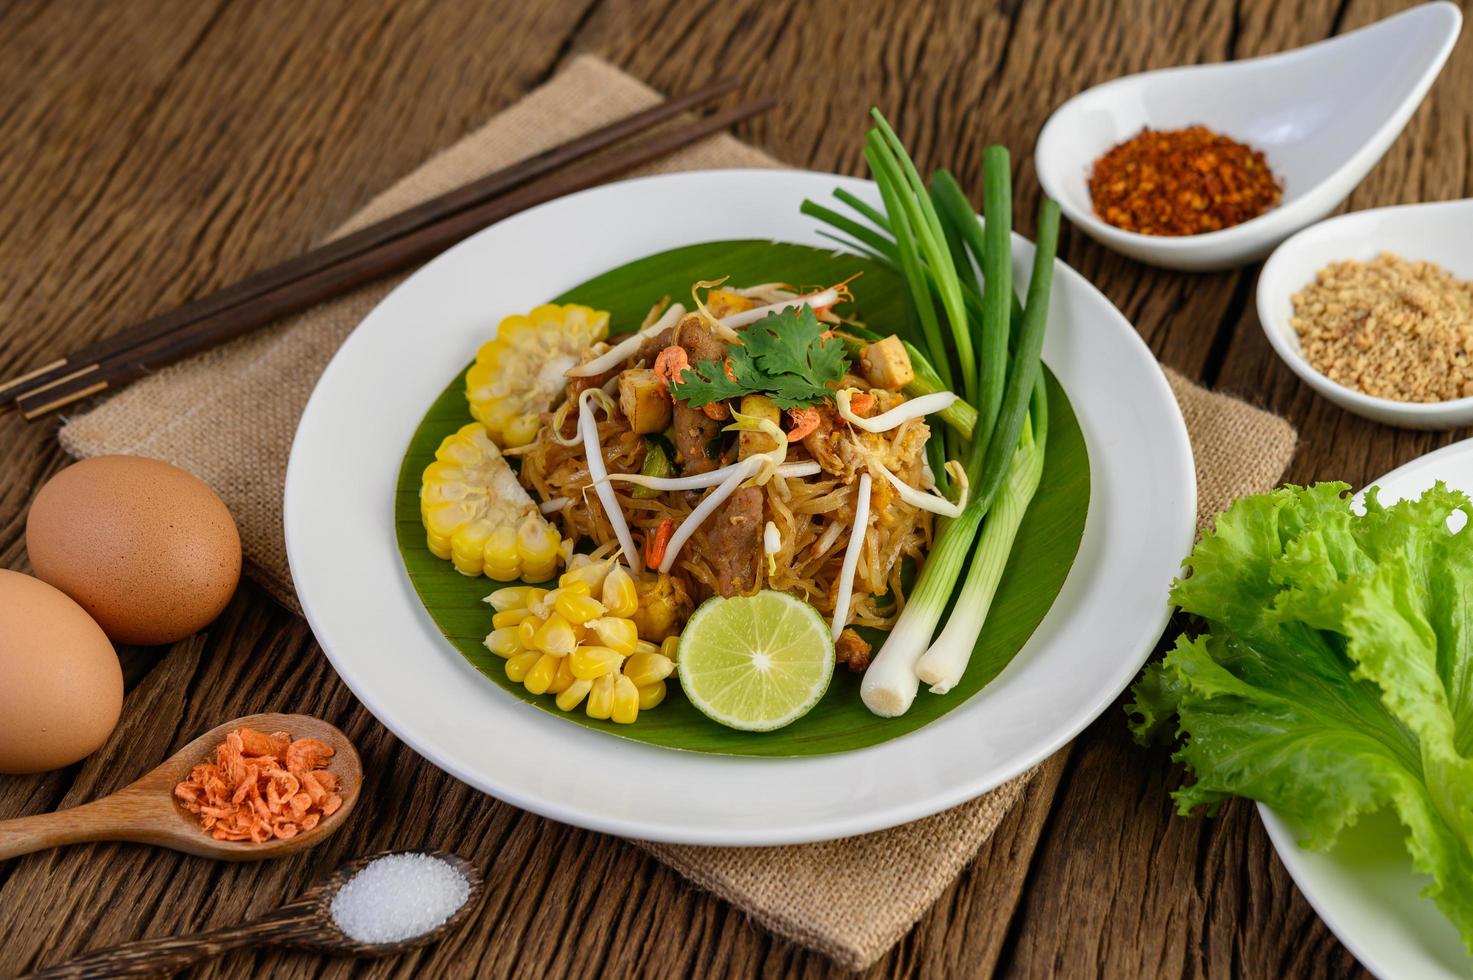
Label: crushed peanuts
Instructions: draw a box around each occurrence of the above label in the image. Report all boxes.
[173,727,343,843]
[1291,253,1473,403]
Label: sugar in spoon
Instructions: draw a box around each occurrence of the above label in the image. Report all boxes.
[25,849,483,977]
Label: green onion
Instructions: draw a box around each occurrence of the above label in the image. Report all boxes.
[632,436,676,499]
[915,376,1048,693]
[976,146,1013,449]
[972,198,1059,516]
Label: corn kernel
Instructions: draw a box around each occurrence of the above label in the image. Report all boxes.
[558,579,592,598]
[505,651,540,683]
[660,635,681,661]
[483,525,521,582]
[504,413,541,447]
[586,673,616,720]
[586,617,638,655]
[570,644,624,680]
[600,565,639,618]
[623,652,674,687]
[491,608,534,629]
[532,614,577,656]
[548,656,575,695]
[517,516,562,582]
[554,590,605,625]
[523,653,561,695]
[636,680,667,710]
[611,674,640,724]
[517,616,542,649]
[556,678,592,712]
[634,639,660,657]
[484,628,521,659]
[561,556,612,593]
[485,586,547,613]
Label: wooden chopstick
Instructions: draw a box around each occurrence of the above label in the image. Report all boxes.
[17,97,776,419]
[0,77,742,407]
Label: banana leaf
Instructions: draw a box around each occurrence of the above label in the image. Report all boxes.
[394,240,1089,756]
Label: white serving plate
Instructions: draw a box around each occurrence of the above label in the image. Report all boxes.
[1035,3,1461,271]
[1257,198,1473,429]
[284,169,1196,845]
[1260,436,1473,979]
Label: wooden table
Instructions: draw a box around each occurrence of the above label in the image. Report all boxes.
[0,0,1467,975]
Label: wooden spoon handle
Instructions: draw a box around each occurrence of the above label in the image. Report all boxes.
[27,918,283,977]
[0,799,130,860]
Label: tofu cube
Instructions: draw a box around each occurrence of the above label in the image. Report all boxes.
[618,368,672,434]
[859,335,915,390]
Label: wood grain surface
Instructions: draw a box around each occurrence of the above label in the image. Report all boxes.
[0,0,1467,976]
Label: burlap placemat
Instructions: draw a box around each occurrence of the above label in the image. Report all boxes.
[57,56,1297,970]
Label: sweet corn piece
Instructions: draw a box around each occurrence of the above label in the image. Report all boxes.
[484,628,522,659]
[491,608,534,629]
[421,423,565,580]
[633,639,660,657]
[532,613,577,656]
[554,590,605,625]
[523,653,561,695]
[636,680,667,710]
[611,674,640,724]
[517,616,542,649]
[570,644,624,680]
[485,586,548,613]
[505,651,540,683]
[600,565,639,618]
[556,678,592,712]
[586,673,616,720]
[586,617,638,656]
[561,555,613,593]
[548,656,576,695]
[623,652,674,687]
[660,635,681,662]
[465,303,609,447]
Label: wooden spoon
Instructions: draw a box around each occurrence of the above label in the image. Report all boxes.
[0,712,361,862]
[26,850,483,978]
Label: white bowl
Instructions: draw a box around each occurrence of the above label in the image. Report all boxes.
[1256,197,1473,429]
[1035,3,1462,271]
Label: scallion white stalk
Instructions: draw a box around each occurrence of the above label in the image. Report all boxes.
[859,504,984,716]
[915,415,1045,693]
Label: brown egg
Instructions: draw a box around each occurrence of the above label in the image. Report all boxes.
[26,456,242,645]
[0,570,123,773]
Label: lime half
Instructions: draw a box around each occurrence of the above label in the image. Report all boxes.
[676,591,834,732]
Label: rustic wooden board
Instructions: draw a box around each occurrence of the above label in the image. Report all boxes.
[1,0,1469,976]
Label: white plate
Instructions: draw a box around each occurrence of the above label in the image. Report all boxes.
[1260,437,1473,979]
[284,169,1196,845]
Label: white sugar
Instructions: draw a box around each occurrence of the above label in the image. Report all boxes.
[330,853,471,944]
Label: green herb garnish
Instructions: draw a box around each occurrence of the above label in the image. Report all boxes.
[670,304,848,410]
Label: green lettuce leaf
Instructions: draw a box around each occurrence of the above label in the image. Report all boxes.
[1129,482,1473,954]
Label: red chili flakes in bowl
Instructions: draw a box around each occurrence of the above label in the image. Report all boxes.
[1088,125,1282,236]
[173,727,343,843]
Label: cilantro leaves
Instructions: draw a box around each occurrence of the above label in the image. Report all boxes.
[669,305,849,410]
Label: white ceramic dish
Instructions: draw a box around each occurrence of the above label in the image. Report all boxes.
[284,169,1196,846]
[1260,436,1473,979]
[1035,3,1461,271]
[1257,198,1473,429]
